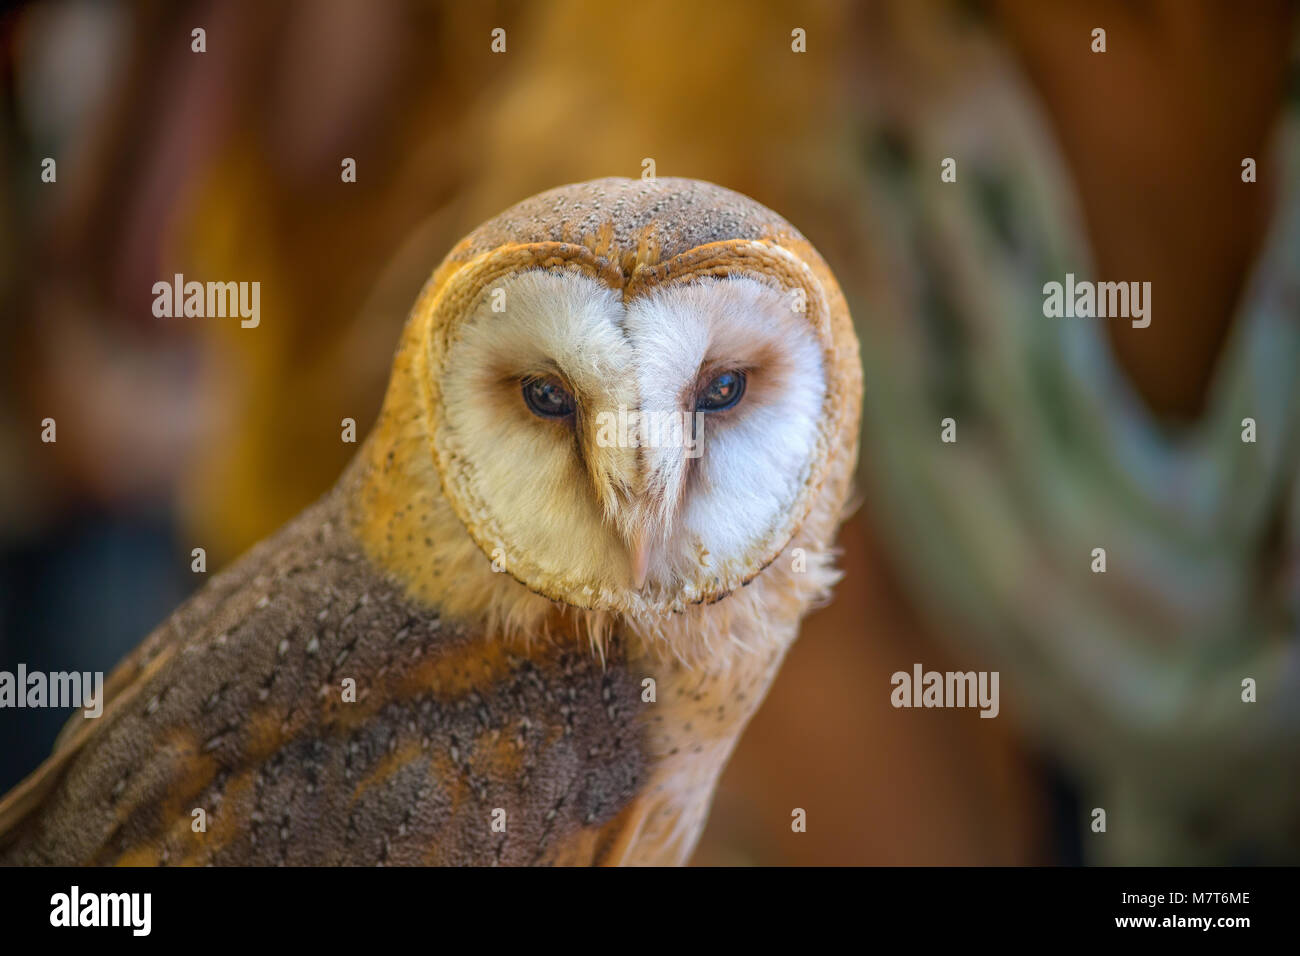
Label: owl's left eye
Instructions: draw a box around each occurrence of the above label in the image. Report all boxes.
[522,375,576,419]
[696,370,746,412]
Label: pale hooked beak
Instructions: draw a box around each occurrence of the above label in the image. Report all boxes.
[629,530,650,590]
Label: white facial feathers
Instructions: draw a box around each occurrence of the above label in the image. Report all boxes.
[437,268,827,608]
[620,278,827,591]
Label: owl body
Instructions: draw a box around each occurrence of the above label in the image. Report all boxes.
[0,178,861,865]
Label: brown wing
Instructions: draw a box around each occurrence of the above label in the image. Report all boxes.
[0,488,650,866]
[0,500,288,848]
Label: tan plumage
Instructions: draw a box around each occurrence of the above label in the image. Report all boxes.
[0,177,861,865]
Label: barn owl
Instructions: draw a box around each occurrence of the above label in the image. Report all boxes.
[0,178,862,865]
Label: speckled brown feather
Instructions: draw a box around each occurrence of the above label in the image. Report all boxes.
[0,486,649,865]
[444,177,803,271]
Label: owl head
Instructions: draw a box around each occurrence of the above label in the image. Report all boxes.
[351,178,861,626]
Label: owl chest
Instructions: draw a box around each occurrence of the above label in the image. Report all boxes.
[616,624,794,864]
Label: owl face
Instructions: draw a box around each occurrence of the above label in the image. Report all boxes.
[432,266,831,615]
[377,178,861,619]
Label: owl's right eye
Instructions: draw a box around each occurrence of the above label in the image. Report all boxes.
[522,375,576,419]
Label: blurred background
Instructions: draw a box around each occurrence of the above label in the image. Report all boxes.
[2,0,1297,864]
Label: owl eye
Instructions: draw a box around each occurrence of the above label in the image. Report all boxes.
[522,375,576,419]
[696,370,746,412]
